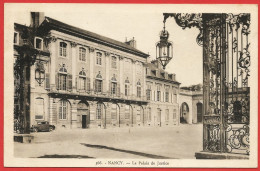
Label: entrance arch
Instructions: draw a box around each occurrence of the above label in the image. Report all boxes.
[197,102,203,123]
[77,101,90,128]
[180,102,189,124]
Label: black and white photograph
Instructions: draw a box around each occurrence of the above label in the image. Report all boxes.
[4,3,258,168]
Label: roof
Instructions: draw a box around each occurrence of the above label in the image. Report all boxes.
[39,17,149,58]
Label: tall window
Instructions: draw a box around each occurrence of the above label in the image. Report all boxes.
[111,75,117,95]
[96,103,102,120]
[173,109,177,119]
[58,65,67,90]
[137,81,141,98]
[96,52,102,65]
[79,70,86,90]
[59,42,67,57]
[59,100,68,120]
[79,47,86,61]
[157,85,161,101]
[125,105,130,119]
[165,109,169,121]
[146,84,151,100]
[125,78,130,96]
[148,107,151,121]
[136,106,141,121]
[111,104,118,120]
[111,56,117,69]
[95,72,103,93]
[165,86,169,102]
[35,98,44,120]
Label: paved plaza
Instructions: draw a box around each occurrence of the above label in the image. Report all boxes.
[14,124,203,159]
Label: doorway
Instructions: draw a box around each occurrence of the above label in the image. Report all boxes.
[77,101,90,129]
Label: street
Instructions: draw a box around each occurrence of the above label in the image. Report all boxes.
[14,124,203,159]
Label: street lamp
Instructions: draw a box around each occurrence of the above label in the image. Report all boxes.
[156,21,173,70]
[35,62,45,85]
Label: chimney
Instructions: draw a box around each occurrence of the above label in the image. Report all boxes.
[31,12,45,28]
[125,37,137,48]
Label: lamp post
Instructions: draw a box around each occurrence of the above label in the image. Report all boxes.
[156,21,173,70]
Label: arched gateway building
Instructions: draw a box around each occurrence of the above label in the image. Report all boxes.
[14,12,202,130]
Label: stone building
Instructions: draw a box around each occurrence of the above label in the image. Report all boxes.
[14,12,184,130]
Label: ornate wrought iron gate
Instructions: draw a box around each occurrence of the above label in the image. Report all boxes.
[164,13,250,155]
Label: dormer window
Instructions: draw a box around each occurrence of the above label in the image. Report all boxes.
[152,70,156,76]
[14,32,19,45]
[168,74,173,80]
[59,42,67,57]
[34,37,43,50]
[161,72,165,78]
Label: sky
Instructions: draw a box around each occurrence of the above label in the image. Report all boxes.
[12,4,203,86]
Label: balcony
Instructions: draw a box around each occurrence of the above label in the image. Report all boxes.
[48,89,148,105]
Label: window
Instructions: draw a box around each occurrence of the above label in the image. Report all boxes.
[148,107,151,121]
[95,72,103,92]
[173,109,177,119]
[111,104,118,120]
[14,32,19,44]
[79,47,86,61]
[34,37,43,50]
[59,100,68,120]
[125,78,130,96]
[111,82,117,95]
[137,81,141,98]
[136,106,141,121]
[79,70,86,90]
[165,109,169,121]
[35,98,44,120]
[96,80,102,92]
[146,84,151,100]
[125,105,130,119]
[96,103,103,120]
[59,42,67,57]
[157,85,161,101]
[58,74,67,90]
[111,56,117,69]
[165,86,169,102]
[96,52,102,65]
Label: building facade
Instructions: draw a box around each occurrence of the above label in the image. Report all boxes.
[14,12,202,130]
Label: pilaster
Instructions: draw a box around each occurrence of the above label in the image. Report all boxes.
[89,47,95,90]
[71,42,77,92]
[49,36,57,91]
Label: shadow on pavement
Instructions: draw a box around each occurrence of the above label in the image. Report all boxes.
[81,143,174,159]
[38,154,94,158]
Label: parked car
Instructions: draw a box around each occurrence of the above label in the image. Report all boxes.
[31,121,55,132]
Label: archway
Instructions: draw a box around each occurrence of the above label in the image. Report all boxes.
[77,101,90,128]
[196,102,203,123]
[136,105,144,126]
[125,104,133,126]
[180,102,189,124]
[96,102,106,128]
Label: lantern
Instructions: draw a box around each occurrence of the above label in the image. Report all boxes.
[35,62,45,85]
[156,22,173,69]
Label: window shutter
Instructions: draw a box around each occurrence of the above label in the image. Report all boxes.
[109,81,111,95]
[87,77,90,91]
[76,76,79,91]
[45,73,50,90]
[117,84,120,97]
[84,77,87,91]
[56,74,59,90]
[94,80,97,92]
[67,74,72,91]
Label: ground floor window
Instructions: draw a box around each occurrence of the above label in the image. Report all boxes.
[148,107,151,121]
[111,104,118,119]
[96,103,103,119]
[125,105,130,119]
[173,109,177,119]
[165,109,169,121]
[59,100,68,120]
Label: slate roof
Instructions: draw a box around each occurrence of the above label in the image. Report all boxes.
[39,17,149,58]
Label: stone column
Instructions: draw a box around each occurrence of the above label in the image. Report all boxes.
[49,36,57,91]
[71,42,77,92]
